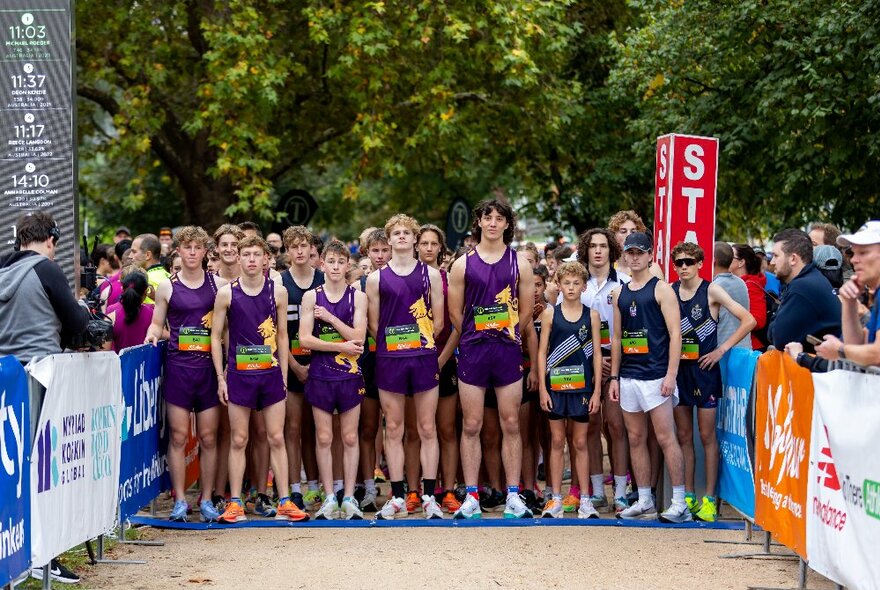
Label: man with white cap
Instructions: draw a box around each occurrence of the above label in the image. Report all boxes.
[814,221,880,366]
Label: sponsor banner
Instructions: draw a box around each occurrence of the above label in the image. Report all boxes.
[119,343,166,521]
[0,356,30,586]
[716,348,761,519]
[753,350,813,558]
[27,353,123,567]
[807,370,880,590]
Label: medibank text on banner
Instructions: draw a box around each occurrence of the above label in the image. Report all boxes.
[753,350,813,559]
[0,356,30,587]
[654,134,719,282]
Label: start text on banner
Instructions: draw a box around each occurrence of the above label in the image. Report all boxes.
[0,356,30,586]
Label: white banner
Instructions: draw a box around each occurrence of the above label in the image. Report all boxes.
[807,370,880,590]
[28,353,123,568]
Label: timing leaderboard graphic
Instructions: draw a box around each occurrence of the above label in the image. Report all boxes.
[0,1,75,286]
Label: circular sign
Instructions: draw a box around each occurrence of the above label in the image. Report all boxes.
[450,201,470,233]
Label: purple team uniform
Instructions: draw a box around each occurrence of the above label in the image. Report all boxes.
[164,272,220,413]
[304,285,365,414]
[457,247,524,388]
[375,261,439,395]
[225,278,286,410]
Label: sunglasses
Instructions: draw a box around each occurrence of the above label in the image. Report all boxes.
[673,257,698,268]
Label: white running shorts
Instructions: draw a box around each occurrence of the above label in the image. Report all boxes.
[619,377,678,413]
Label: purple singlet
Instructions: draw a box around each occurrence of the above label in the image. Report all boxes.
[308,285,361,380]
[460,247,521,348]
[226,277,279,374]
[376,261,436,358]
[108,302,153,353]
[167,271,218,366]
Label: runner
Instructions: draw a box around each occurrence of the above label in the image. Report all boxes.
[211,236,308,523]
[537,262,602,519]
[146,226,226,523]
[280,225,325,510]
[448,198,536,519]
[298,240,368,520]
[367,214,445,520]
[608,231,691,523]
[670,242,755,522]
[213,224,243,282]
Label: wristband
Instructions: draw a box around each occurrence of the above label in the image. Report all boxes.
[608,375,620,381]
[838,345,847,360]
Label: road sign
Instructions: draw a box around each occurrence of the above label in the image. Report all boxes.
[279,189,318,226]
[445,198,471,249]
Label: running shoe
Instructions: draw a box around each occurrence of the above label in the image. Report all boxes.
[685,494,700,514]
[406,490,422,513]
[453,494,482,519]
[520,489,543,514]
[354,485,366,504]
[590,494,610,512]
[422,495,444,520]
[169,499,188,522]
[376,496,407,520]
[536,462,546,482]
[277,498,310,521]
[342,496,364,520]
[31,559,79,584]
[218,500,247,523]
[453,485,467,503]
[504,493,534,519]
[212,494,228,514]
[254,494,277,518]
[479,488,505,512]
[695,497,717,522]
[613,496,629,515]
[577,497,600,520]
[440,490,461,513]
[562,493,578,513]
[374,467,387,483]
[303,489,324,509]
[659,502,694,524]
[541,497,563,519]
[290,492,306,511]
[617,500,657,521]
[244,491,258,514]
[360,488,379,512]
[315,496,339,520]
[199,499,221,523]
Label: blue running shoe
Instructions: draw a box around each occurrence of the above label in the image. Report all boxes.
[170,500,188,522]
[200,499,221,522]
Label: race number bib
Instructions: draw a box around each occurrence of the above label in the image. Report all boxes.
[319,326,343,343]
[681,336,699,361]
[600,320,610,346]
[385,324,421,351]
[474,304,510,331]
[622,329,649,354]
[178,327,210,352]
[290,338,311,356]
[550,365,586,391]
[235,345,273,370]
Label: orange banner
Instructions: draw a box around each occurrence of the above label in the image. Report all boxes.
[754,350,814,558]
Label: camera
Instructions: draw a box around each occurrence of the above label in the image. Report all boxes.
[70,235,113,350]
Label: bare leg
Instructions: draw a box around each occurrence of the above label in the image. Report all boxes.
[548,419,566,495]
[413,387,440,483]
[378,390,406,484]
[480,406,502,490]
[572,421,590,494]
[404,396,421,491]
[312,407,336,494]
[284,392,305,494]
[437,394,459,490]
[262,399,290,497]
[674,405,696,492]
[214,410,231,497]
[340,406,362,497]
[249,411,270,495]
[195,406,220,501]
[167,404,193,501]
[458,381,486,487]
[699,407,719,497]
[227,403,252,499]
[359,396,380,481]
[495,379,524,488]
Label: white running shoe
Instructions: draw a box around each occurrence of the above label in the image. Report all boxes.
[541,497,563,519]
[376,496,407,520]
[617,500,658,520]
[659,501,694,524]
[422,495,444,520]
[342,497,363,520]
[453,494,482,519]
[315,496,339,520]
[360,488,379,512]
[577,497,600,520]
[503,493,533,519]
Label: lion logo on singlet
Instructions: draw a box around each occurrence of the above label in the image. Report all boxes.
[257,317,279,367]
[494,285,520,341]
[334,352,360,374]
[409,296,435,349]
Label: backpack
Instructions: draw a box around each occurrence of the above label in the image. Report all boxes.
[753,286,780,349]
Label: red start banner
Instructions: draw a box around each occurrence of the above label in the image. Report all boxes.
[653,134,719,282]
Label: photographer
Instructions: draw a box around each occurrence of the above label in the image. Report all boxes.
[0,212,90,364]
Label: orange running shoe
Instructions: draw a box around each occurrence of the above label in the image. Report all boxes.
[276,499,310,522]
[406,490,421,513]
[218,500,247,523]
[441,491,461,513]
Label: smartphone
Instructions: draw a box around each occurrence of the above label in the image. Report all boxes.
[805,334,823,346]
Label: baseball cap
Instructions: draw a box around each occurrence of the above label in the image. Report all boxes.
[837,220,880,247]
[813,245,842,270]
[115,226,131,237]
[752,246,766,256]
[623,232,652,252]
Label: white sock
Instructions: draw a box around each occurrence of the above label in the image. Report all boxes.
[307,480,318,492]
[590,474,605,497]
[614,475,628,499]
[333,479,343,494]
[672,485,686,505]
[638,487,653,506]
[553,493,563,501]
[365,478,377,494]
[290,482,301,494]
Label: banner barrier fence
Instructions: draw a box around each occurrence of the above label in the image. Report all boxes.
[0,356,30,587]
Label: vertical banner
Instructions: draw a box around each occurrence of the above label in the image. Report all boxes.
[118,343,166,521]
[654,134,719,282]
[27,353,123,568]
[0,356,30,586]
[753,350,813,558]
[716,348,761,519]
[807,370,880,590]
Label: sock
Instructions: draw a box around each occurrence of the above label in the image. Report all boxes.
[291,483,301,495]
[231,497,243,506]
[569,485,580,498]
[685,491,696,501]
[279,496,289,505]
[391,480,406,499]
[614,475,628,499]
[672,485,686,505]
[333,480,343,494]
[307,480,318,492]
[423,479,436,498]
[638,487,652,505]
[343,496,354,503]
[590,474,605,497]
[365,478,377,493]
[553,493,563,501]
[507,485,520,496]
[467,485,479,500]
[705,495,716,504]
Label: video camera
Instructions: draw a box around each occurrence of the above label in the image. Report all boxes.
[70,235,113,350]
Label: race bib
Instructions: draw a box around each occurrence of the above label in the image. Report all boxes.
[550,365,586,391]
[622,329,648,354]
[178,327,210,352]
[368,335,377,353]
[290,338,311,356]
[681,336,699,360]
[235,345,273,370]
[319,326,343,343]
[474,304,510,331]
[600,320,611,346]
[385,324,421,351]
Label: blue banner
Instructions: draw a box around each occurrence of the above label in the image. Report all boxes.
[717,347,761,520]
[118,343,168,521]
[0,356,30,586]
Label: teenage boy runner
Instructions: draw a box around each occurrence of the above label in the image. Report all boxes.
[212,236,308,523]
[608,232,690,523]
[671,242,755,521]
[367,215,445,520]
[147,226,226,522]
[281,225,325,510]
[537,261,602,519]
[299,240,368,520]
[448,199,536,519]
